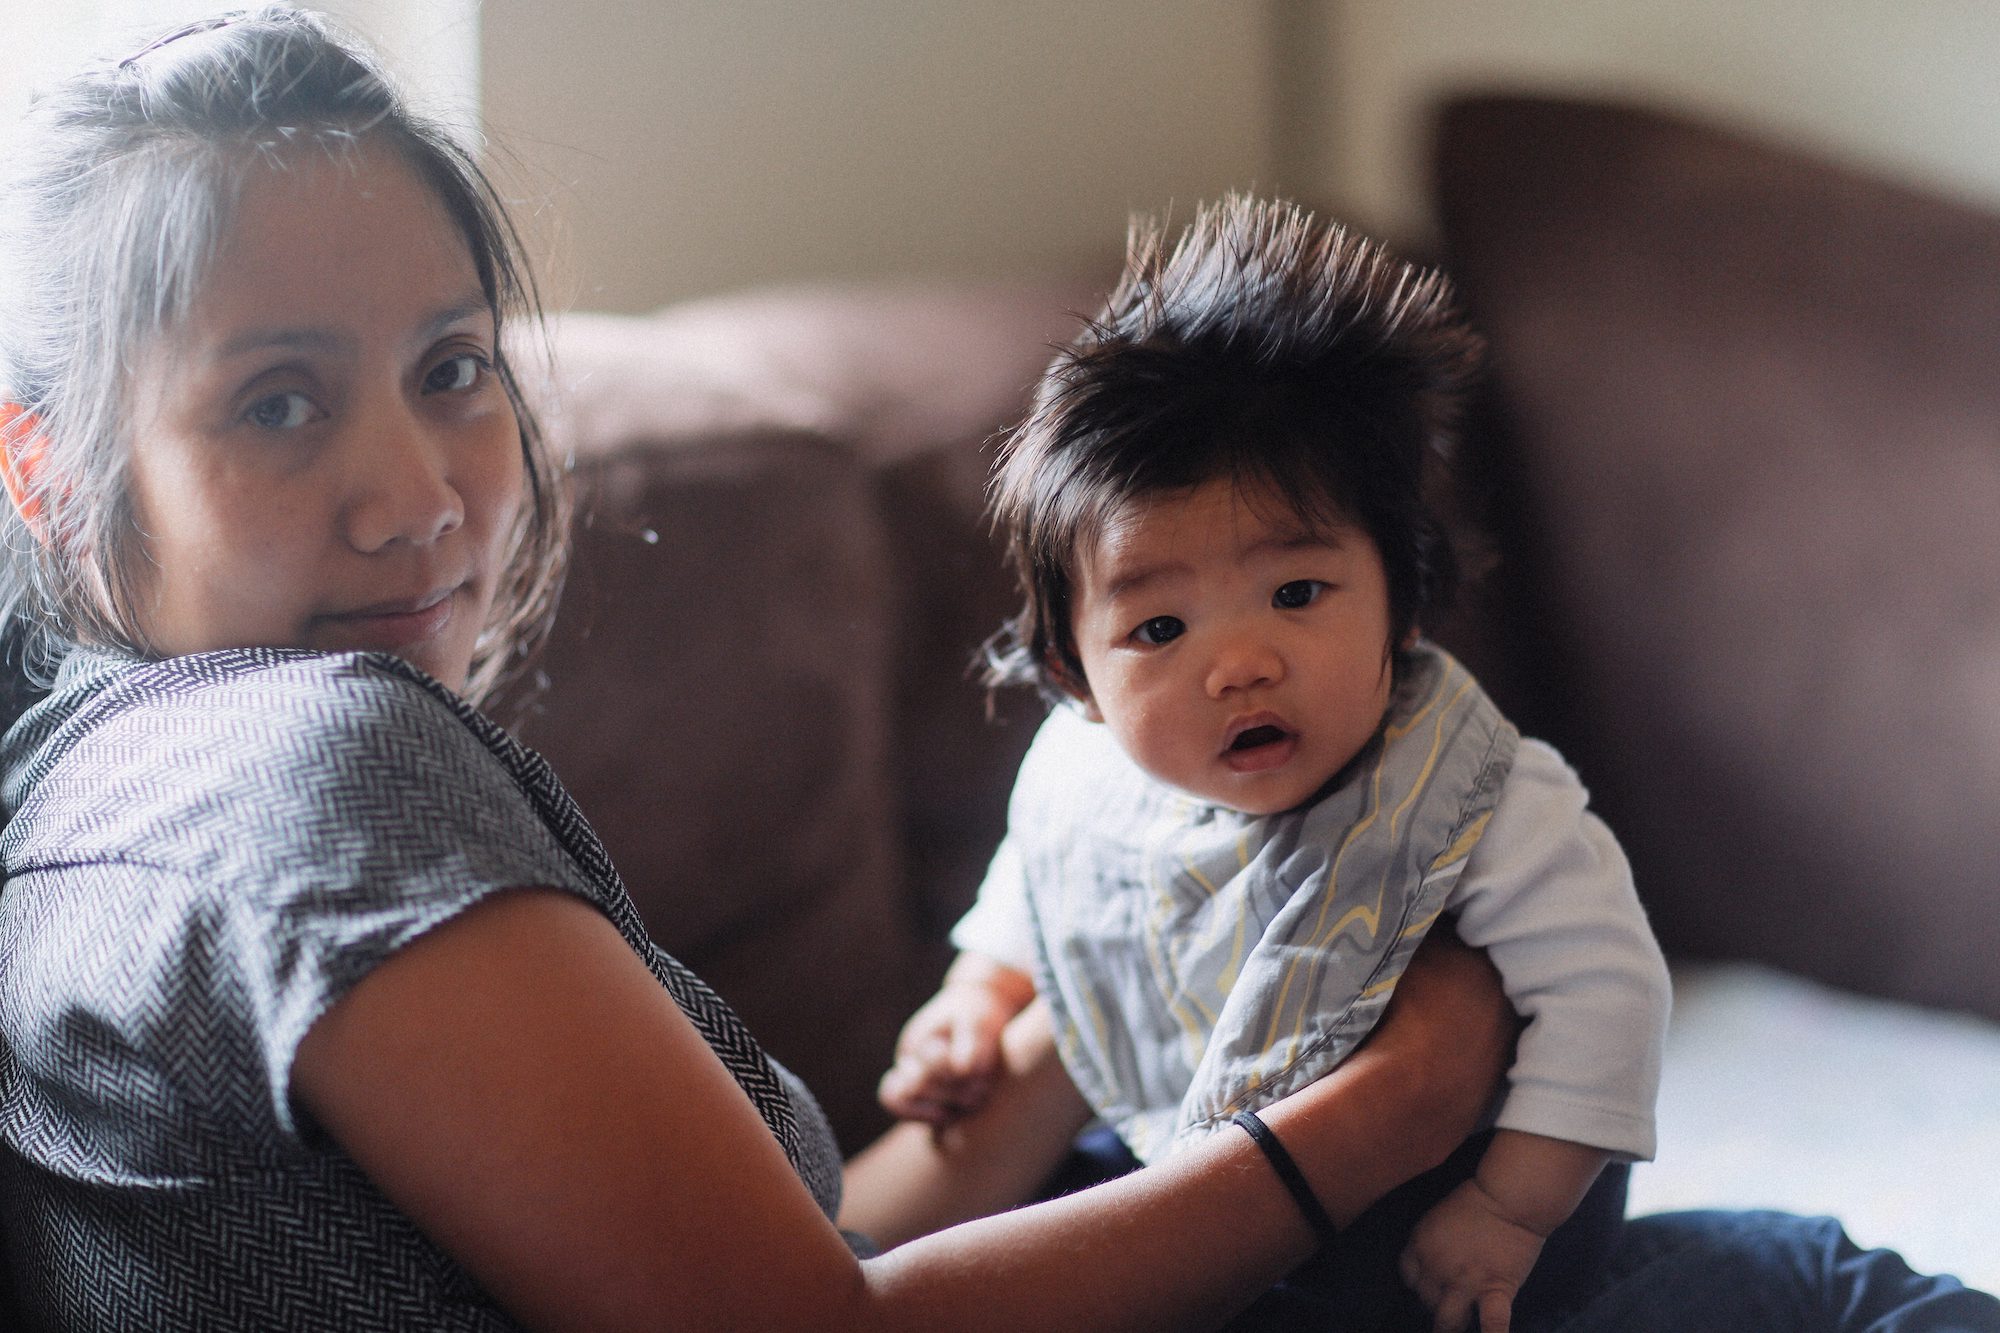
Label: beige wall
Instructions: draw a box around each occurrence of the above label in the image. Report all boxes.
[327,0,481,125]
[1311,0,2000,245]
[480,1,1276,312]
[477,2,2000,311]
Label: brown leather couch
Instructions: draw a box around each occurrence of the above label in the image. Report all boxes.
[519,96,2000,1155]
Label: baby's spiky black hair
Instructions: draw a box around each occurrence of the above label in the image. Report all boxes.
[987,194,1484,698]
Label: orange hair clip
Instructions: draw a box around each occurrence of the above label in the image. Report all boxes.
[0,401,49,531]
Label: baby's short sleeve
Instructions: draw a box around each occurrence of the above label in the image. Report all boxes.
[948,705,1105,975]
[0,651,599,1157]
[1447,738,1672,1161]
[948,836,1039,972]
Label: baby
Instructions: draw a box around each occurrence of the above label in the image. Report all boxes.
[881,197,1672,1331]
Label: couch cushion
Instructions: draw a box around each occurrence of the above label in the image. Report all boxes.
[1433,95,2000,1019]
[521,280,1101,1145]
[511,426,914,1147]
[1632,963,2000,1293]
[544,281,1096,466]
[547,281,1102,936]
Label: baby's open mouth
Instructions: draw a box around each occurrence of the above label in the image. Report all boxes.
[1228,725,1289,752]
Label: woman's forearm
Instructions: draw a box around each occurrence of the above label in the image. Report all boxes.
[840,932,1514,1331]
[853,1122,1314,1333]
[1260,925,1518,1227]
[302,893,1507,1333]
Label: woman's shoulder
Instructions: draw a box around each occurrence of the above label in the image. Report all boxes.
[3,648,578,886]
[62,645,470,731]
[0,651,608,1160]
[14,648,496,786]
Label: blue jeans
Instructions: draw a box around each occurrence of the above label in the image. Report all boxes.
[1044,1130,2000,1331]
[1547,1210,2000,1333]
[1231,1209,1999,1331]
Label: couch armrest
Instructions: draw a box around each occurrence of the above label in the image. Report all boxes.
[1433,94,2000,1020]
[515,280,1102,1147]
[515,427,921,1146]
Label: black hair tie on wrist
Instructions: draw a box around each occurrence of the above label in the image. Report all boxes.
[1232,1110,1341,1251]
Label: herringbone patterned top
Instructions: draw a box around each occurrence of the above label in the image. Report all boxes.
[0,648,842,1330]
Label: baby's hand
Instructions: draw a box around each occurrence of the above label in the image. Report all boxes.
[1399,1177,1548,1333]
[877,957,1034,1126]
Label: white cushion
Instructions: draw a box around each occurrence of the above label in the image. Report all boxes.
[1628,962,2000,1293]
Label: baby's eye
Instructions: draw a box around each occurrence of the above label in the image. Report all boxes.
[423,352,488,394]
[1134,615,1185,646]
[245,391,319,432]
[1273,580,1325,610]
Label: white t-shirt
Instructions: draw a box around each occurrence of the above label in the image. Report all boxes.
[956,730,1671,1162]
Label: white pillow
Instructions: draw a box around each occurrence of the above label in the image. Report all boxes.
[1628,963,2000,1294]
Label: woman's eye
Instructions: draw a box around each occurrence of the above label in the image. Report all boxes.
[423,353,487,394]
[245,391,318,431]
[1273,580,1324,610]
[1134,615,1185,646]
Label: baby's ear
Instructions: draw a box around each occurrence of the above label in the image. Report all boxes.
[0,404,51,540]
[1044,653,1103,722]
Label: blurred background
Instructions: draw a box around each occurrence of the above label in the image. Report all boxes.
[11,1,2000,308]
[478,0,2000,309]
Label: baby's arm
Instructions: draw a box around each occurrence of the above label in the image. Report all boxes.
[1401,1130,1608,1332]
[878,951,1036,1126]
[1401,740,1672,1332]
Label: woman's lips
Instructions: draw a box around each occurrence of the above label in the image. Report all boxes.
[318,588,456,652]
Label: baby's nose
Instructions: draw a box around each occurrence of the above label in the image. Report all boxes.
[1205,635,1283,696]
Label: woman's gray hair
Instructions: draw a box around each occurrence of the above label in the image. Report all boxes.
[0,4,567,706]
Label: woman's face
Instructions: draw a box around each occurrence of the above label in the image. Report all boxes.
[118,142,523,692]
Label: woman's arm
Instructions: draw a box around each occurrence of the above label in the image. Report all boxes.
[845,923,1509,1250]
[295,889,1508,1333]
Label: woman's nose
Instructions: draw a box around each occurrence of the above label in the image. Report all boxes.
[342,404,465,553]
[1204,631,1283,697]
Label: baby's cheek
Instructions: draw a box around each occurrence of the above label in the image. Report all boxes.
[1119,714,1200,790]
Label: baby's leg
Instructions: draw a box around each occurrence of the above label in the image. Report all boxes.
[1554,1210,2000,1332]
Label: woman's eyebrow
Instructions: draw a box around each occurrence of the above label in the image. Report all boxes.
[217,325,346,359]
[420,294,493,341]
[214,295,491,362]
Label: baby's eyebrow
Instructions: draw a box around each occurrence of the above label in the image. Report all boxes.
[1092,554,1195,604]
[1246,529,1346,559]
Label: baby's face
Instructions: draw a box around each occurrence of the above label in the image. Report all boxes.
[1067,480,1395,816]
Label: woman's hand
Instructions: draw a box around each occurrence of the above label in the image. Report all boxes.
[1259,925,1515,1231]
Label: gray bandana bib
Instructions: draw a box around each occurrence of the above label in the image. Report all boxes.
[1011,642,1517,1160]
